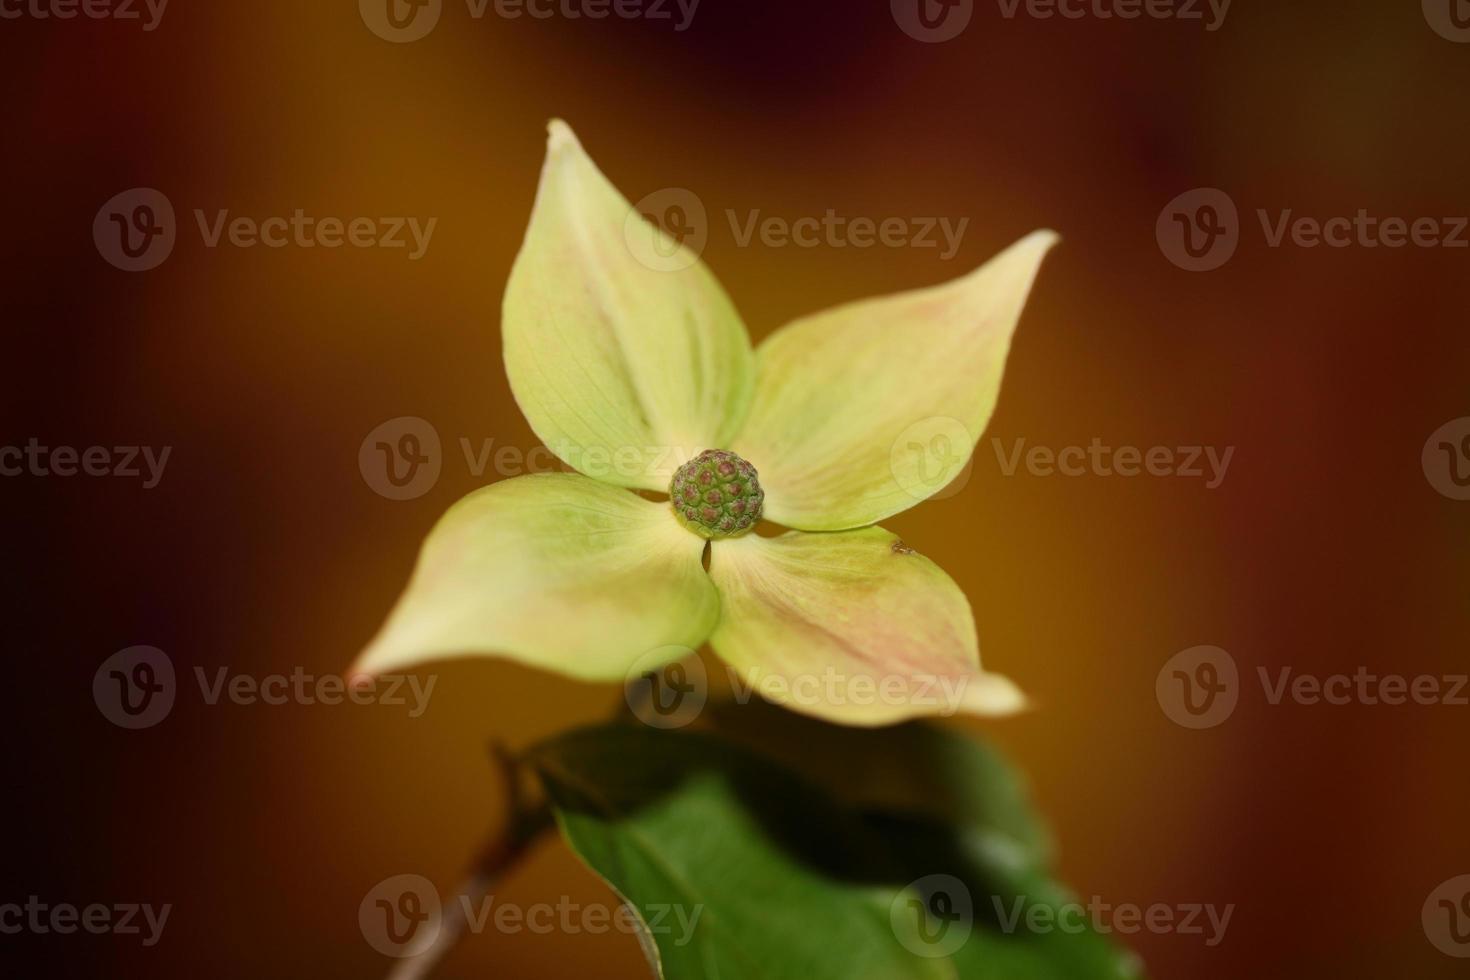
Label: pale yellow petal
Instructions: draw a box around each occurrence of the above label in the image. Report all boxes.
[503,121,754,491]
[354,474,718,681]
[732,232,1058,530]
[707,527,1025,727]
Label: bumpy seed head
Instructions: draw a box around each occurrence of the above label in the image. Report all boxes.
[669,449,764,540]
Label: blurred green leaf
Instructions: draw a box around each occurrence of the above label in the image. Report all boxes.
[699,699,1050,871]
[529,712,1141,980]
[700,701,1141,978]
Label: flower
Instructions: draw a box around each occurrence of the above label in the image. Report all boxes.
[352,121,1057,727]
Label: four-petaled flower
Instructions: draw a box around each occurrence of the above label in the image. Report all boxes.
[353,121,1057,726]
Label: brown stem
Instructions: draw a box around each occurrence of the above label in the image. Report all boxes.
[384,744,553,980]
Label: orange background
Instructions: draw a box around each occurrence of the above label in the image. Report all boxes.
[4,0,1468,977]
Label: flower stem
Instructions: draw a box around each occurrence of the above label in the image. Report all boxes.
[384,744,553,980]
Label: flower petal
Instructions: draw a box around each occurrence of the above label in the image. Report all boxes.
[731,231,1058,530]
[707,527,1024,727]
[353,474,719,681]
[503,121,754,491]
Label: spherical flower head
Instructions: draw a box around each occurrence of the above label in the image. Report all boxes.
[670,449,764,540]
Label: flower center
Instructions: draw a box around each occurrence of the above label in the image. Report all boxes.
[669,449,764,539]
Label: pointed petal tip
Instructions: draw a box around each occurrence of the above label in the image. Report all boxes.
[1025,228,1062,250]
[539,120,590,184]
[545,118,581,154]
[958,671,1031,717]
[938,227,1059,323]
[345,664,377,687]
[346,477,720,685]
[347,641,389,682]
[980,228,1060,274]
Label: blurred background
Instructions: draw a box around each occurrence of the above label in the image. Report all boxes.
[4,0,1468,976]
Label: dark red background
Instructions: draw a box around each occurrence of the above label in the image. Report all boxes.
[4,0,1468,976]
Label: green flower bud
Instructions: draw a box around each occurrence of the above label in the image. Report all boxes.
[670,450,764,540]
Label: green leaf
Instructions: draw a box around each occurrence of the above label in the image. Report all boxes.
[702,702,1140,978]
[529,717,1141,979]
[699,699,1048,867]
[531,725,952,980]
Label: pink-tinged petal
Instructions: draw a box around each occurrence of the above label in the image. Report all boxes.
[354,474,719,682]
[732,232,1058,530]
[707,527,1025,727]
